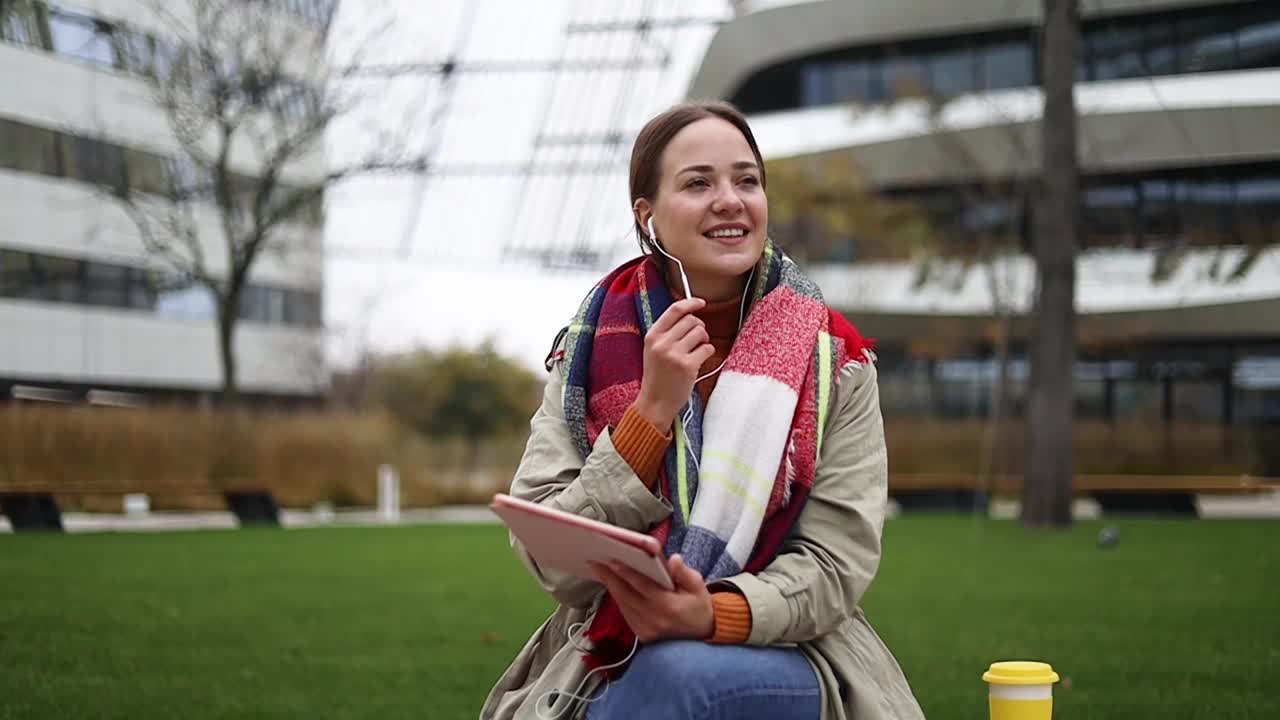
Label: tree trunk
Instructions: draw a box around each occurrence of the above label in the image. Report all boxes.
[217,294,239,406]
[1023,0,1079,528]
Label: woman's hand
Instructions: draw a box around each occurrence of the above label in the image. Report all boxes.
[590,554,715,643]
[634,298,715,429]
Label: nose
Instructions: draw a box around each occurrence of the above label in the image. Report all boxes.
[711,179,745,215]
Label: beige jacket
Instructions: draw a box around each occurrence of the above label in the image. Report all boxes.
[479,336,925,720]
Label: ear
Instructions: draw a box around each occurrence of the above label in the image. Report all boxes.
[633,198,653,237]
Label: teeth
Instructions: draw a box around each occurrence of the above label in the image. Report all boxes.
[707,228,746,238]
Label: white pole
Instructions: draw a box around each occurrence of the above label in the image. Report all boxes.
[123,493,150,518]
[377,464,400,522]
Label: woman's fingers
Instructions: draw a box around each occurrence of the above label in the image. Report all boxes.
[661,314,705,347]
[591,562,644,604]
[608,561,665,594]
[649,298,705,334]
[671,324,711,355]
[591,562,654,633]
[668,554,706,592]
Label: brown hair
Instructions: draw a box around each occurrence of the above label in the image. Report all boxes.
[628,100,766,254]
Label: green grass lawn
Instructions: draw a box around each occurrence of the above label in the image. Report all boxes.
[1,517,1277,719]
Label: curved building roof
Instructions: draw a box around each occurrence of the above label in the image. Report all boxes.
[689,0,1245,101]
[744,69,1280,185]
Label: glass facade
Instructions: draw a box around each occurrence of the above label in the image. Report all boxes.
[805,162,1280,262]
[0,0,48,48]
[1,1,333,75]
[270,0,337,28]
[47,8,117,67]
[0,247,322,328]
[1,1,324,118]
[4,1,151,76]
[732,2,1280,113]
[877,344,1280,424]
[0,116,324,225]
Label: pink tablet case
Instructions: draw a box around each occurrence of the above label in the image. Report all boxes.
[491,493,673,591]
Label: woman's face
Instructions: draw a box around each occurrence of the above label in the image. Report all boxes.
[636,117,767,302]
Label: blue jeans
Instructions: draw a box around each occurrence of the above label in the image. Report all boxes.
[585,640,821,720]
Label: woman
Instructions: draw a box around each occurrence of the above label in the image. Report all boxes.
[480,101,924,720]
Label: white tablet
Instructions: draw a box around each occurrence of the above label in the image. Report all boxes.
[491,493,673,591]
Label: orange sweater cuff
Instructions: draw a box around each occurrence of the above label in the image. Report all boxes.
[612,405,672,489]
[709,591,752,644]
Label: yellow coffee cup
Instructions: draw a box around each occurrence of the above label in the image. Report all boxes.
[983,661,1059,720]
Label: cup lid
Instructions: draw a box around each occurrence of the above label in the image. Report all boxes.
[983,661,1060,686]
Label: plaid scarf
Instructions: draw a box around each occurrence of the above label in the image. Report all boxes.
[561,240,873,671]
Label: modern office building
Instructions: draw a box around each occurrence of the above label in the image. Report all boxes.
[0,0,331,404]
[689,0,1280,425]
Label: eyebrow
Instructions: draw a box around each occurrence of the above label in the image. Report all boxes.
[676,161,760,175]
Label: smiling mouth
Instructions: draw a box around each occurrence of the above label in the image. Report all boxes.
[704,228,748,240]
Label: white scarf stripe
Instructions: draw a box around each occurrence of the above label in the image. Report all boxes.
[689,371,799,567]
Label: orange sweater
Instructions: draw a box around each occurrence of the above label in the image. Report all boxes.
[610,294,752,644]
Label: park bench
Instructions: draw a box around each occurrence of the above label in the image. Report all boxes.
[0,479,282,532]
[889,473,1279,515]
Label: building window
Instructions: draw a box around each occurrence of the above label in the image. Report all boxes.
[1082,184,1139,249]
[48,9,120,69]
[83,261,129,307]
[733,4,1280,114]
[60,134,127,194]
[0,0,47,48]
[0,117,61,176]
[32,253,82,303]
[1138,179,1180,246]
[166,155,214,201]
[126,267,159,310]
[1083,23,1144,81]
[0,248,321,327]
[1235,9,1280,70]
[835,59,876,103]
[284,289,322,328]
[881,54,926,99]
[269,0,334,28]
[800,162,1280,262]
[799,64,830,106]
[126,149,171,197]
[238,285,266,323]
[1178,14,1240,73]
[0,249,37,298]
[155,279,217,321]
[979,41,1033,91]
[0,115,322,226]
[1180,179,1236,246]
[115,27,161,78]
[1236,175,1280,246]
[238,285,288,324]
[1141,20,1180,76]
[927,47,977,99]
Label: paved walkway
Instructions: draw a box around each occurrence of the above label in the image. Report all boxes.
[2,493,1276,534]
[0,505,501,534]
[984,491,1280,520]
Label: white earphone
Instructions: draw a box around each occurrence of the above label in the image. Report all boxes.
[647,216,695,300]
[534,623,638,719]
[644,214,755,463]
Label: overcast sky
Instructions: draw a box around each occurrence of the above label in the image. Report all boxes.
[324,0,730,372]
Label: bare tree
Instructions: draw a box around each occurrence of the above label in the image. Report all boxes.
[114,0,413,404]
[916,100,1035,496]
[1023,0,1080,527]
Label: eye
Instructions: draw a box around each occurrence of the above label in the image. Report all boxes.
[685,177,710,190]
[738,175,761,187]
